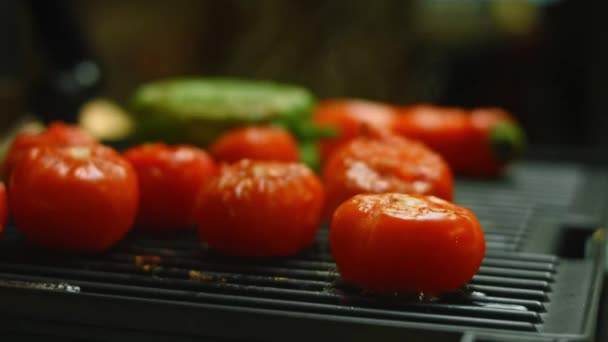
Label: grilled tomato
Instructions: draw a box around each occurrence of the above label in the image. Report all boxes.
[330,193,485,294]
[313,99,396,163]
[123,143,217,232]
[195,160,324,256]
[2,121,97,182]
[323,135,453,217]
[9,145,138,252]
[209,126,299,163]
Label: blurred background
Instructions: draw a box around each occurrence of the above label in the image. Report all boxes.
[0,0,606,150]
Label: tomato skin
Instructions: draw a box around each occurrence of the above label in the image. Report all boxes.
[330,193,485,294]
[44,121,97,145]
[313,99,396,163]
[322,135,453,217]
[209,126,299,163]
[394,105,524,177]
[123,143,217,232]
[195,160,324,256]
[0,183,6,239]
[9,145,138,252]
[2,121,97,182]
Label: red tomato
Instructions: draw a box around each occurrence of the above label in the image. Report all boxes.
[394,105,524,177]
[44,121,97,144]
[313,99,397,163]
[209,126,299,163]
[331,193,485,294]
[195,160,324,256]
[2,121,97,182]
[0,183,6,239]
[322,135,453,217]
[471,107,513,128]
[9,145,138,252]
[123,143,217,232]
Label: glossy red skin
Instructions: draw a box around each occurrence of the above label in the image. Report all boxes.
[331,193,486,294]
[322,135,453,218]
[196,160,324,256]
[2,121,97,182]
[209,126,299,163]
[123,143,217,232]
[0,183,6,239]
[394,105,515,177]
[9,145,138,252]
[313,99,397,163]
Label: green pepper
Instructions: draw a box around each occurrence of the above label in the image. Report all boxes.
[128,78,334,169]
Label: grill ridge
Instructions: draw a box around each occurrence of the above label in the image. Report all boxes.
[0,161,604,341]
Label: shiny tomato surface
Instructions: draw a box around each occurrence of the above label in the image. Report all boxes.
[2,121,97,182]
[322,135,453,217]
[123,143,217,232]
[209,126,299,163]
[9,145,138,252]
[330,193,485,294]
[394,105,523,177]
[196,160,324,256]
[313,99,396,163]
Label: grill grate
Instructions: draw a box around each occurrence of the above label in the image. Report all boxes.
[0,236,555,332]
[0,160,604,342]
[455,162,586,251]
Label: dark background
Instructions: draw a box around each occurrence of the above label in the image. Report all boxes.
[0,0,607,149]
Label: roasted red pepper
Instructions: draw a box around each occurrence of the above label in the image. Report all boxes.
[394,105,525,177]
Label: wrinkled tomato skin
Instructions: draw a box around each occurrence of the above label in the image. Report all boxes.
[2,121,97,182]
[0,183,6,239]
[322,135,453,217]
[123,143,217,232]
[313,99,396,163]
[195,160,324,256]
[330,193,485,294]
[209,126,299,163]
[9,145,138,252]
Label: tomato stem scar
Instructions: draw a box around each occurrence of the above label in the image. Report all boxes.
[69,147,92,159]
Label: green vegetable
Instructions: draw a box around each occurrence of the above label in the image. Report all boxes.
[128,77,334,169]
[129,78,315,143]
[490,122,526,162]
[298,140,321,173]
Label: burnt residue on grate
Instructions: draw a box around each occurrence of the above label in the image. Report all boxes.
[0,278,80,293]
